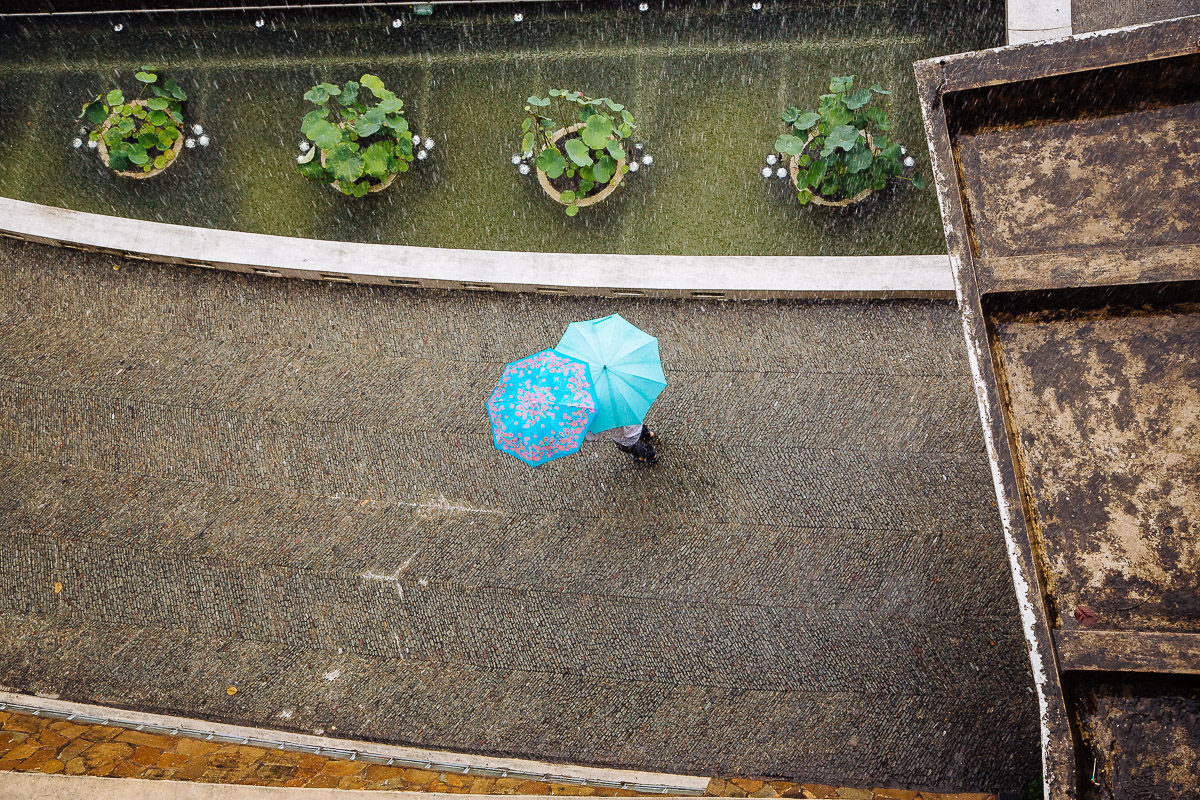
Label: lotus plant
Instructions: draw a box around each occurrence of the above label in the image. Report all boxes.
[79,66,186,175]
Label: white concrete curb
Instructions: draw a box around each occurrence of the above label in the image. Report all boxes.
[1007,0,1072,44]
[0,197,953,299]
[0,693,708,795]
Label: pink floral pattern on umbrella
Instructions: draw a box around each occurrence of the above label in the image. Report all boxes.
[487,349,596,467]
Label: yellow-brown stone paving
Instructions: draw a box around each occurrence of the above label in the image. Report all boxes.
[0,710,995,799]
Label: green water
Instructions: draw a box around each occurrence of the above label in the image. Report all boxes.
[0,1,1002,255]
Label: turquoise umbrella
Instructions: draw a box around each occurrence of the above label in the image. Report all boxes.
[487,349,597,467]
[555,313,666,432]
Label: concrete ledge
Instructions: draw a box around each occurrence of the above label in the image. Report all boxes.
[0,693,707,795]
[0,772,738,800]
[1007,0,1072,43]
[0,197,953,299]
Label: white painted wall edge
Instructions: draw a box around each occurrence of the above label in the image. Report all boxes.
[1007,0,1072,44]
[0,692,709,793]
[0,197,954,299]
[0,773,761,800]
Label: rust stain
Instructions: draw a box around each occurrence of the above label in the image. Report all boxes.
[992,302,1200,632]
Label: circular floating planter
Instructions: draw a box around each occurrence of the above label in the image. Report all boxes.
[95,99,184,180]
[788,130,878,208]
[318,148,398,195]
[536,122,626,209]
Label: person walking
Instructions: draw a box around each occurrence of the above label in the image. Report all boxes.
[586,423,658,463]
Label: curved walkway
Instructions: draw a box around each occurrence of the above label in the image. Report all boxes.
[0,239,1038,792]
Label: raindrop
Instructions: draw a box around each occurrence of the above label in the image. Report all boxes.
[71,138,82,149]
[765,154,777,165]
[198,135,210,147]
[113,23,124,32]
[185,138,196,148]
[299,141,310,152]
[512,12,523,22]
[775,166,788,178]
[638,2,649,10]
[641,154,653,165]
[518,163,530,175]
[761,167,772,178]
[392,19,403,28]
[424,138,434,150]
[255,19,265,28]
[510,154,522,165]
[628,161,639,172]
[417,149,428,160]
[192,124,204,135]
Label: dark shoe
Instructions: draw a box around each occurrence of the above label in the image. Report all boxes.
[639,426,656,443]
[617,438,659,464]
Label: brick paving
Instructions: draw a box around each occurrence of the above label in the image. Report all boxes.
[0,709,997,799]
[0,239,1038,793]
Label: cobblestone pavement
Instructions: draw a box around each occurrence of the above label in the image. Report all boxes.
[0,240,1039,792]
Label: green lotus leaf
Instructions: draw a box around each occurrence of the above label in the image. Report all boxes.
[304,83,341,105]
[775,134,806,156]
[603,98,624,112]
[382,113,409,133]
[163,78,186,101]
[297,157,330,182]
[560,190,576,203]
[580,114,613,149]
[793,112,821,130]
[146,96,169,111]
[781,107,800,125]
[592,155,616,184]
[354,107,385,137]
[865,106,891,130]
[105,89,124,107]
[621,109,635,127]
[605,139,625,161]
[117,117,136,135]
[344,179,370,198]
[526,95,550,107]
[138,132,157,149]
[846,144,874,173]
[797,189,813,205]
[359,74,385,97]
[103,127,123,147]
[578,164,594,183]
[829,75,855,93]
[805,159,828,189]
[844,88,874,109]
[361,141,393,179]
[377,95,403,113]
[326,142,364,182]
[394,135,413,159]
[579,179,594,194]
[135,71,157,84]
[307,119,342,150]
[822,124,860,155]
[301,109,329,136]
[154,154,167,169]
[870,83,891,95]
[147,110,169,126]
[536,147,567,179]
[549,89,566,97]
[341,81,359,105]
[565,204,579,217]
[127,146,149,165]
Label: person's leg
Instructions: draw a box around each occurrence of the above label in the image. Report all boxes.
[613,424,657,463]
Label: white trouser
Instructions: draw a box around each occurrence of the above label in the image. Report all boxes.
[584,424,644,447]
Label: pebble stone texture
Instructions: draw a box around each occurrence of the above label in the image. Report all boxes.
[0,238,1039,793]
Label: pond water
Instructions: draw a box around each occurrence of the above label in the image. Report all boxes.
[0,1,1002,256]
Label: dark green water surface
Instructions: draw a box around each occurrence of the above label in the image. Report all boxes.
[0,1,1002,255]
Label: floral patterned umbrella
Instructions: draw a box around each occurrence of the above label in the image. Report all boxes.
[487,349,597,467]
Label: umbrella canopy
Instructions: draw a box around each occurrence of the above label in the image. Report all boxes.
[555,313,666,432]
[487,349,597,467]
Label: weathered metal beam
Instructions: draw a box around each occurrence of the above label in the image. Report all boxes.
[1055,631,1200,675]
[975,245,1200,294]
